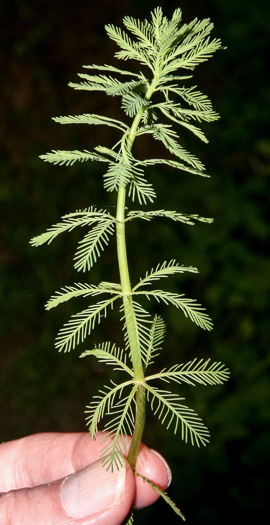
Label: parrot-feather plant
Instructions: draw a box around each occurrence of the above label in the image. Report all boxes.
[31,7,229,521]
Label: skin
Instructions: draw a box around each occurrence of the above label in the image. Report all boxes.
[0,432,171,524]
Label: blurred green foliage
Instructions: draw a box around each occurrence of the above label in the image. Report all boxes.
[0,0,269,522]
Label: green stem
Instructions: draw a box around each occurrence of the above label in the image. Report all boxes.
[128,385,146,469]
[116,185,144,381]
[115,81,155,466]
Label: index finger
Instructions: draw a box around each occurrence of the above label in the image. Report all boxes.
[0,432,171,511]
[0,432,106,491]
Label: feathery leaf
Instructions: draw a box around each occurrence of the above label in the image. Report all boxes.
[124,513,134,525]
[144,315,166,369]
[55,296,119,352]
[135,472,186,520]
[123,15,155,54]
[146,358,230,386]
[30,208,112,246]
[107,79,148,97]
[156,102,209,142]
[145,383,210,446]
[39,149,110,167]
[69,76,148,99]
[53,113,128,131]
[73,220,115,272]
[133,260,198,291]
[103,160,142,193]
[105,24,153,69]
[101,385,138,470]
[82,63,142,77]
[98,281,122,292]
[136,155,210,178]
[149,124,205,171]
[126,209,213,225]
[121,91,149,118]
[46,283,111,310]
[80,342,133,376]
[85,379,134,438]
[134,289,213,331]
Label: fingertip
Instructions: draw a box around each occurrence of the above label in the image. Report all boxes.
[149,448,172,487]
[134,444,172,509]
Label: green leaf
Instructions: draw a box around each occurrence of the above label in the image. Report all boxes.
[170,36,222,72]
[53,113,128,131]
[82,63,142,77]
[156,102,209,142]
[133,260,198,291]
[85,379,134,438]
[151,7,165,43]
[30,208,112,246]
[105,24,153,69]
[151,7,185,56]
[106,79,148,97]
[69,74,122,92]
[101,385,138,470]
[135,472,186,521]
[55,296,119,352]
[165,18,213,60]
[103,161,136,193]
[123,15,155,52]
[80,342,133,376]
[149,124,205,171]
[166,102,219,124]
[186,88,215,110]
[128,170,156,204]
[158,75,193,84]
[160,17,222,75]
[121,92,149,117]
[124,512,134,525]
[126,209,213,225]
[134,289,213,331]
[94,146,120,161]
[136,156,210,178]
[39,149,109,167]
[45,281,120,311]
[146,358,230,386]
[45,283,108,310]
[159,83,219,122]
[144,315,166,369]
[73,220,115,272]
[157,31,190,70]
[68,75,117,92]
[144,383,210,446]
[98,281,122,293]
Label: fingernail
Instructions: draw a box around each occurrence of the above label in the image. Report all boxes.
[150,449,172,487]
[61,460,126,519]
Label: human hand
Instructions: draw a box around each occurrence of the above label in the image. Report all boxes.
[0,432,171,524]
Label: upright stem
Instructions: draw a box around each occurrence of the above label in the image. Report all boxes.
[116,185,144,381]
[127,384,146,468]
[115,82,155,467]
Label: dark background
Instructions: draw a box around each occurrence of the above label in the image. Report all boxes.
[1,0,269,522]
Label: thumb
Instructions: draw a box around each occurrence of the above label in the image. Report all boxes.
[0,459,135,525]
